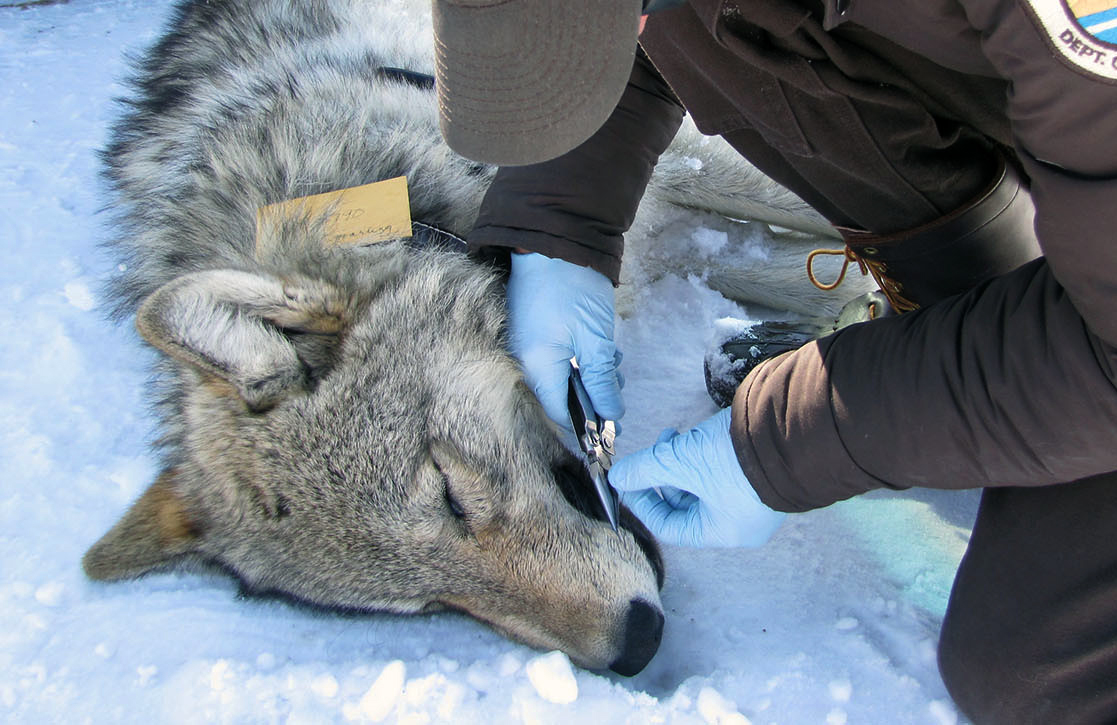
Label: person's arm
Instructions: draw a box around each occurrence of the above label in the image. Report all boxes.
[733,0,1117,511]
[468,48,684,429]
[468,47,684,283]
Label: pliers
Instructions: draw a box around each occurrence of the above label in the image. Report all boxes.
[567,362,621,533]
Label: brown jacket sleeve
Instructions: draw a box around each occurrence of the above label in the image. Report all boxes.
[733,0,1117,512]
[467,48,685,283]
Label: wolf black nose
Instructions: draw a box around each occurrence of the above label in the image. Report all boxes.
[609,598,664,676]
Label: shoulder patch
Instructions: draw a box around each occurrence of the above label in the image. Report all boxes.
[1022,0,1117,81]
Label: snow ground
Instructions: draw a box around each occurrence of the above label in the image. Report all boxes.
[0,1,980,722]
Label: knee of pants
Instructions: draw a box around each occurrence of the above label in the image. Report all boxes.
[937,482,1117,724]
[937,604,1064,725]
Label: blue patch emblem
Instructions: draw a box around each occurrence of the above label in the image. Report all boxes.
[1073,1,1117,43]
[1022,0,1117,80]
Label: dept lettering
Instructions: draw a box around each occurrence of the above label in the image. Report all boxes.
[1021,0,1117,82]
[1059,28,1117,68]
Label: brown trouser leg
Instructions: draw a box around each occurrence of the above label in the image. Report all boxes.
[939,478,1117,724]
[658,4,1117,721]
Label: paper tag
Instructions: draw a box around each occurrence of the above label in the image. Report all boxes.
[256,176,412,251]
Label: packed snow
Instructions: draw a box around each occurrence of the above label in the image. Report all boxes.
[1,1,980,722]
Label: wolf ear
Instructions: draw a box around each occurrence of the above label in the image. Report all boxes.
[136,269,352,411]
[83,469,202,581]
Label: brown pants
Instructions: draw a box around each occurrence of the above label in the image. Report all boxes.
[692,4,1117,722]
[939,475,1117,722]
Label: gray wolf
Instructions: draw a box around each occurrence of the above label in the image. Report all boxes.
[83,0,861,675]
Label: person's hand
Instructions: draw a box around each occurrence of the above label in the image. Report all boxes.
[609,408,785,547]
[507,252,623,429]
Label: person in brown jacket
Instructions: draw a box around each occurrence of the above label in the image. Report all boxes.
[432,1,1117,721]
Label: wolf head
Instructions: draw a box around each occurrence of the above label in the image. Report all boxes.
[84,234,665,675]
[86,0,665,675]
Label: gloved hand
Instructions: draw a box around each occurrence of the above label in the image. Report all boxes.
[507,252,624,429]
[609,408,786,548]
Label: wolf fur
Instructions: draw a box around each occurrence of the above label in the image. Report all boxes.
[85,0,869,675]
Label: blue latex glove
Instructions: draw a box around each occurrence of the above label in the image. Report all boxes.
[609,408,786,548]
[507,252,624,429]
